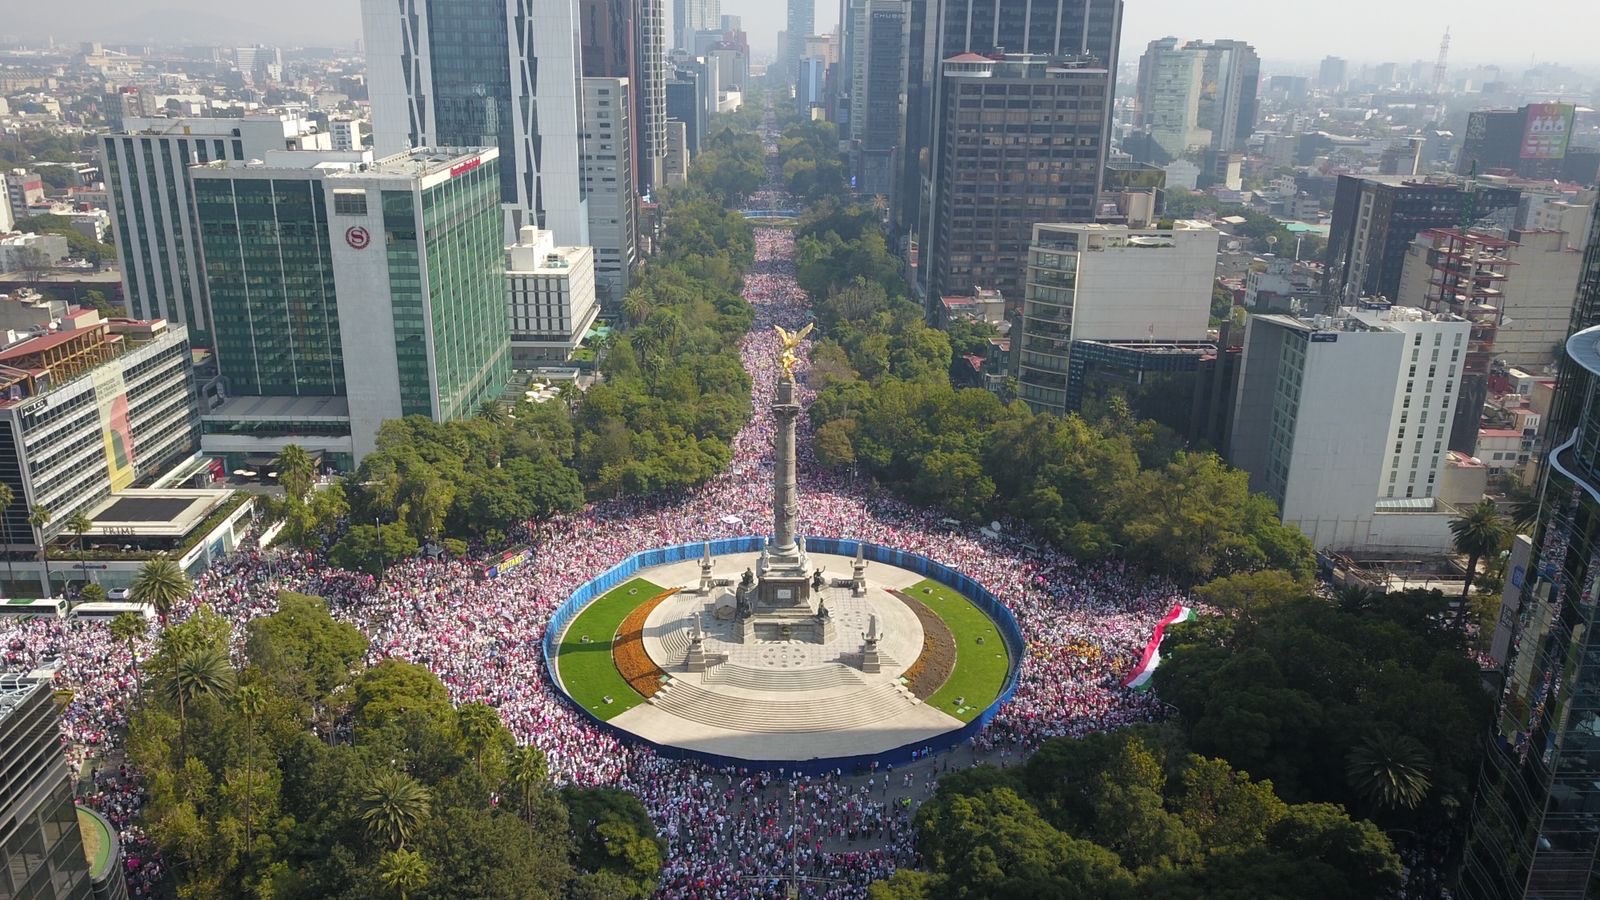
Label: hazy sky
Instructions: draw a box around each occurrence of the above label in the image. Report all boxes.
[10,0,1599,72]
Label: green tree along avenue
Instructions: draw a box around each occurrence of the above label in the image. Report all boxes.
[876,728,1404,900]
[1152,585,1491,836]
[127,595,659,898]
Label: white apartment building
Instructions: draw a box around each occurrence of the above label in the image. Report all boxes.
[99,114,330,347]
[1229,304,1472,552]
[506,226,598,366]
[329,117,368,151]
[1016,221,1220,414]
[580,77,637,313]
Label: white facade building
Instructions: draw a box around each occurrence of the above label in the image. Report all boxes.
[329,117,368,151]
[0,233,69,271]
[506,226,598,366]
[1016,221,1219,414]
[99,114,329,347]
[1229,305,1471,552]
[580,77,637,312]
[362,0,589,245]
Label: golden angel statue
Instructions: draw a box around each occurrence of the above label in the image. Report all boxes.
[773,323,814,381]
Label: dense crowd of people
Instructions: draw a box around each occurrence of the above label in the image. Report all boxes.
[0,225,1179,897]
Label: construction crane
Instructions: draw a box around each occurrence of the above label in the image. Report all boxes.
[1433,27,1451,95]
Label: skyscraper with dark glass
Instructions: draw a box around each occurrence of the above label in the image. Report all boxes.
[1461,201,1600,899]
[901,0,1122,309]
[363,0,588,244]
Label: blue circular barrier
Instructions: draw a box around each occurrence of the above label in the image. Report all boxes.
[542,537,1025,775]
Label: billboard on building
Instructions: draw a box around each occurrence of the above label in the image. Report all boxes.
[1520,103,1575,160]
[92,368,136,491]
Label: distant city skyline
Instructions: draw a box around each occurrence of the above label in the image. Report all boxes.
[5,0,1599,73]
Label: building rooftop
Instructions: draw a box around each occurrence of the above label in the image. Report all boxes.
[202,394,350,420]
[194,146,497,183]
[0,675,42,728]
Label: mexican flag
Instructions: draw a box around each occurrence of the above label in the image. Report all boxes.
[1122,604,1195,691]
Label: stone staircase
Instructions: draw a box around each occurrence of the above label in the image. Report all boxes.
[702,662,863,692]
[648,679,919,733]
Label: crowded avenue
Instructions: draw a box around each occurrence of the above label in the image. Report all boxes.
[4,226,1179,898]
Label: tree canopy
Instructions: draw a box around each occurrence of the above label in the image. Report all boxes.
[126,594,661,899]
[884,728,1403,899]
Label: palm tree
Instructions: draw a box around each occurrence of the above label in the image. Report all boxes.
[109,612,147,679]
[505,744,549,825]
[1345,733,1433,813]
[360,769,432,850]
[235,684,267,856]
[165,642,236,761]
[377,848,430,900]
[0,483,15,591]
[26,505,50,595]
[1506,483,1541,534]
[64,510,93,590]
[277,444,315,500]
[1333,583,1382,614]
[458,703,501,775]
[476,398,508,427]
[621,289,652,326]
[1450,499,1511,603]
[130,554,192,625]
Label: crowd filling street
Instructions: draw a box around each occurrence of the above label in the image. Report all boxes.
[0,224,1179,898]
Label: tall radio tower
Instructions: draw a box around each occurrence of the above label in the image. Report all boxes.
[1433,27,1451,94]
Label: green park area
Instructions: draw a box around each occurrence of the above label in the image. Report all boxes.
[555,577,665,721]
[906,578,1012,722]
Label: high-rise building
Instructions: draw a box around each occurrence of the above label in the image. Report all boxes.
[192,147,509,466]
[1228,304,1470,551]
[1399,224,1589,369]
[786,0,815,82]
[1458,103,1585,181]
[362,0,589,244]
[637,0,668,194]
[666,67,704,154]
[581,77,637,311]
[0,676,130,900]
[1133,38,1257,163]
[903,0,1122,298]
[579,0,664,219]
[4,168,45,224]
[796,56,828,113]
[234,44,283,83]
[1015,221,1219,415]
[1135,39,1208,164]
[99,115,330,348]
[674,0,719,49]
[1318,55,1346,90]
[0,312,199,582]
[1461,202,1600,899]
[662,119,690,187]
[1323,174,1524,309]
[1187,39,1259,153]
[506,225,599,365]
[847,0,904,199]
[925,53,1110,306]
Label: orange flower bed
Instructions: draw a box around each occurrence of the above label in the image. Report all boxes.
[613,589,678,698]
[892,590,957,700]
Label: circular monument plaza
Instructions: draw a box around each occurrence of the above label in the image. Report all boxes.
[548,331,1019,766]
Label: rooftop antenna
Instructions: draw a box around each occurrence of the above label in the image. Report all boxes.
[1433,27,1451,95]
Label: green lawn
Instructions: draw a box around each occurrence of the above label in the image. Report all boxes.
[555,577,666,721]
[905,579,1012,723]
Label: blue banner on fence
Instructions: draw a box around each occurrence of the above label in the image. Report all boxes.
[541,538,1025,775]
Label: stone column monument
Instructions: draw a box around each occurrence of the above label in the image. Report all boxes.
[754,324,822,626]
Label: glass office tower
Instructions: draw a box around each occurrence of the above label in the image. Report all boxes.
[1462,202,1600,899]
